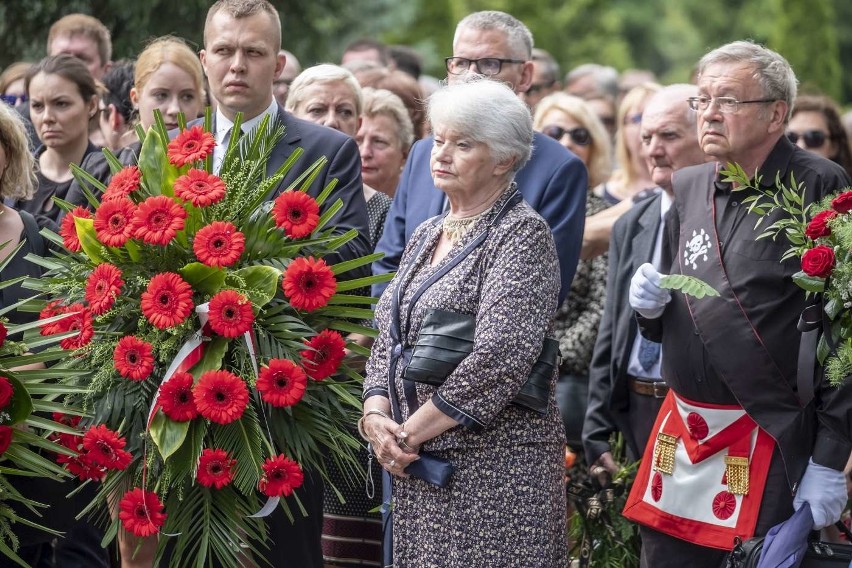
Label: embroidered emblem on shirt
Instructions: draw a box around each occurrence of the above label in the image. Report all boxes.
[684,229,710,270]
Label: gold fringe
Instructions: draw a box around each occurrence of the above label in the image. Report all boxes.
[653,433,677,475]
[725,456,750,495]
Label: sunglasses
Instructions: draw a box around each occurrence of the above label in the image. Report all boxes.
[786,130,829,149]
[542,125,592,146]
[1,94,27,106]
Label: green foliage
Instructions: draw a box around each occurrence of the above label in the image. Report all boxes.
[659,274,719,299]
[825,341,852,387]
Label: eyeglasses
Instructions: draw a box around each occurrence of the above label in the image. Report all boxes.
[787,129,829,148]
[1,94,27,106]
[686,96,776,114]
[444,57,526,77]
[623,112,642,126]
[542,125,592,146]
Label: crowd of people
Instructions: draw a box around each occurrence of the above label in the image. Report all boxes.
[2,0,852,567]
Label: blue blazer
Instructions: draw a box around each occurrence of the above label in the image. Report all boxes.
[372,131,587,303]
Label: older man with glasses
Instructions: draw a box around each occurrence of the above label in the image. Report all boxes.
[624,40,852,567]
[373,10,588,308]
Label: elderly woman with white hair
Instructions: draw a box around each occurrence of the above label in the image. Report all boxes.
[361,79,566,566]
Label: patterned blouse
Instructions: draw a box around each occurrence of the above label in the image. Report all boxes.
[552,192,611,375]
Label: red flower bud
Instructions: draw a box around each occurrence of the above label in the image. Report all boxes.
[805,210,837,240]
[831,190,852,214]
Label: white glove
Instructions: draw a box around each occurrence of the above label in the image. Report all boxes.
[629,263,671,319]
[793,458,847,529]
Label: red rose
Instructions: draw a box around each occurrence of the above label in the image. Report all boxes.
[832,191,852,214]
[805,210,837,239]
[801,245,835,278]
[0,426,12,455]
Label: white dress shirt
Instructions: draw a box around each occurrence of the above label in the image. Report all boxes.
[212,99,279,173]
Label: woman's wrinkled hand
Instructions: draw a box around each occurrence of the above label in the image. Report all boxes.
[364,414,419,477]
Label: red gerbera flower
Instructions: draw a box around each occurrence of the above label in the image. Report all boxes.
[52,412,82,429]
[272,191,320,238]
[0,377,13,409]
[62,452,108,482]
[103,165,142,199]
[207,290,254,338]
[0,321,6,349]
[118,488,167,537]
[113,336,155,381]
[85,263,124,315]
[259,454,304,498]
[38,300,65,336]
[0,426,13,456]
[197,448,236,489]
[57,304,94,350]
[300,329,346,380]
[168,125,215,167]
[282,257,336,312]
[140,273,194,329]
[256,359,307,407]
[82,424,132,470]
[131,196,187,246]
[193,221,245,267]
[193,370,249,424]
[158,372,198,422]
[60,206,91,252]
[174,169,227,208]
[93,197,136,247]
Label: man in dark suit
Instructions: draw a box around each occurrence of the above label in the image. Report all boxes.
[583,84,707,481]
[198,2,368,566]
[372,10,587,304]
[201,0,369,274]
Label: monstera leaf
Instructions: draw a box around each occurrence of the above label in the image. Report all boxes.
[660,274,720,299]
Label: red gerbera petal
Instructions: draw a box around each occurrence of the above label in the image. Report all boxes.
[193,221,245,267]
[52,412,82,429]
[60,206,91,252]
[167,125,216,167]
[140,273,194,329]
[103,165,142,199]
[39,300,66,336]
[118,488,167,537]
[207,290,254,338]
[0,426,13,456]
[113,336,155,381]
[300,329,346,380]
[256,359,307,407]
[56,304,94,350]
[282,257,336,312]
[259,454,304,498]
[272,191,320,239]
[93,197,136,247]
[131,196,187,246]
[82,424,132,470]
[192,370,249,424]
[63,452,108,482]
[0,321,6,349]
[174,169,227,208]
[197,448,236,489]
[0,377,14,409]
[158,372,198,421]
[85,263,124,315]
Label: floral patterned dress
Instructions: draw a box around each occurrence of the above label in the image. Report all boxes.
[364,187,567,567]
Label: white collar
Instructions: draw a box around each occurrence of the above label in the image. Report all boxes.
[660,189,672,220]
[215,99,279,138]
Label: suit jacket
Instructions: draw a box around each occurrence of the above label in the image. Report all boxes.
[583,193,662,463]
[372,131,588,304]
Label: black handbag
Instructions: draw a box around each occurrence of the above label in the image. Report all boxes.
[403,308,560,415]
[403,451,454,488]
[726,522,852,568]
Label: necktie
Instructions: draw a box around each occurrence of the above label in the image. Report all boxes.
[638,337,661,372]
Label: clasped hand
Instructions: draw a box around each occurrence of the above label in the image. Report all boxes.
[363,414,420,477]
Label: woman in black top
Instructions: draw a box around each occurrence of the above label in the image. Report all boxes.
[17,54,99,227]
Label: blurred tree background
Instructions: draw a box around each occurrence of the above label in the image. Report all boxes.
[1,0,851,104]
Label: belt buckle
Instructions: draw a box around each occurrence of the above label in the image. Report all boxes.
[652,381,668,398]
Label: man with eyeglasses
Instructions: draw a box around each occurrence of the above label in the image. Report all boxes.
[624,41,852,567]
[373,10,587,308]
[523,48,561,110]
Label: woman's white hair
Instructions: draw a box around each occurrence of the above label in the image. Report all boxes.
[428,79,533,172]
[284,63,363,116]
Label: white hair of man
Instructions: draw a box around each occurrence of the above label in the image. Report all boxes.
[453,11,533,60]
[284,63,363,116]
[647,83,699,128]
[429,79,533,173]
[697,40,797,123]
[564,63,619,100]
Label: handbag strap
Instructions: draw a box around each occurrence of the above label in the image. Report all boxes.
[386,189,523,422]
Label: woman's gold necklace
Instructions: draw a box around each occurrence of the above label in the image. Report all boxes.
[442,207,491,245]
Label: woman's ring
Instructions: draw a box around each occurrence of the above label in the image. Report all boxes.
[388,459,396,468]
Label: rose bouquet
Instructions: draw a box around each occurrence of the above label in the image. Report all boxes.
[23,111,388,566]
[0,242,89,566]
[722,163,852,385]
